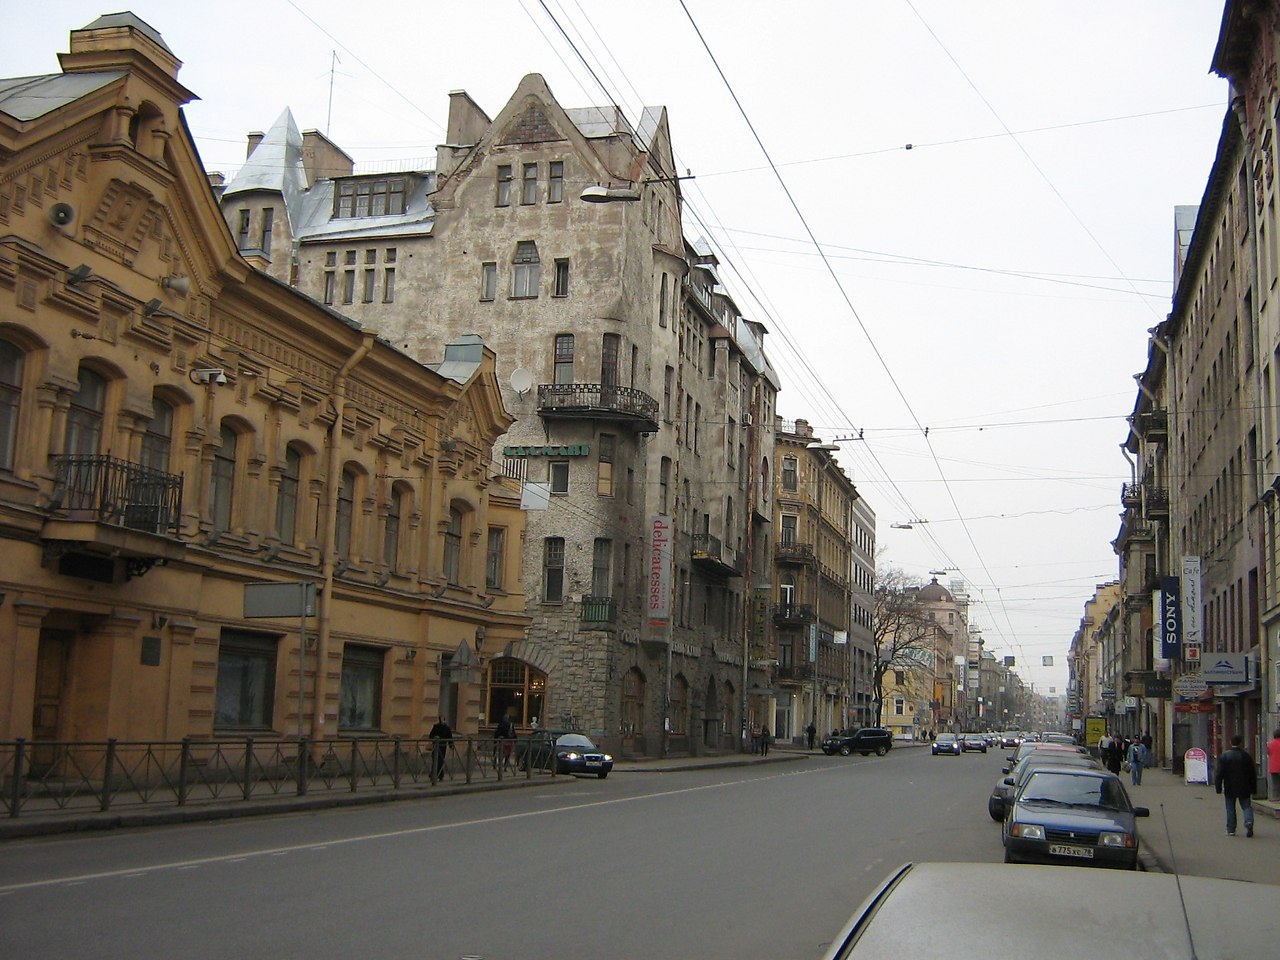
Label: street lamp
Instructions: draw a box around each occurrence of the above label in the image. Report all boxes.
[580,174,696,203]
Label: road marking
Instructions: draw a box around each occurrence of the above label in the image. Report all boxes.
[0,772,791,894]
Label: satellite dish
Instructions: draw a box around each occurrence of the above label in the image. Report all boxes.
[509,368,534,396]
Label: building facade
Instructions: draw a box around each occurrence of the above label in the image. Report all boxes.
[216,76,781,755]
[0,14,527,749]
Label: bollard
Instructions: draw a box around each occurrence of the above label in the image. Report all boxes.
[100,738,117,812]
[296,736,309,796]
[178,737,191,806]
[241,737,254,801]
[392,737,402,790]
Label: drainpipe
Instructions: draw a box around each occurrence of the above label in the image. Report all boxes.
[311,332,376,741]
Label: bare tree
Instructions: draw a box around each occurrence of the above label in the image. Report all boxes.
[870,566,935,727]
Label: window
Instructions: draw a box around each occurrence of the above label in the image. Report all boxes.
[521,162,538,204]
[553,259,570,297]
[345,250,357,266]
[323,271,336,305]
[443,505,463,583]
[781,515,798,545]
[342,270,355,304]
[362,269,375,303]
[597,434,615,496]
[548,161,564,202]
[512,241,540,297]
[592,538,612,597]
[335,467,356,560]
[365,249,377,264]
[496,164,512,206]
[550,461,569,494]
[894,698,905,716]
[480,262,497,301]
[65,367,106,455]
[485,658,546,728]
[543,537,565,602]
[659,273,669,327]
[782,456,798,491]
[236,209,250,250]
[486,527,506,589]
[139,396,173,473]
[211,423,237,532]
[339,644,384,731]
[693,403,701,453]
[659,457,671,513]
[214,631,276,729]
[384,485,405,572]
[0,341,22,471]
[260,207,274,255]
[554,334,574,384]
[663,366,673,422]
[335,177,406,218]
[601,333,620,386]
[383,268,395,303]
[385,248,397,263]
[276,445,301,543]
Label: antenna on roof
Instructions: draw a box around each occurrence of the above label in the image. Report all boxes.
[327,51,341,136]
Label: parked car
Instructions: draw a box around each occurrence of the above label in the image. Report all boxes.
[1002,766,1148,869]
[988,751,1100,820]
[822,728,893,757]
[931,733,962,755]
[819,862,1279,959]
[517,731,613,778]
[960,733,988,753]
[1005,740,1087,768]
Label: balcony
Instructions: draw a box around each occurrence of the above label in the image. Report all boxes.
[774,541,815,565]
[1120,482,1169,519]
[579,595,617,623]
[1135,409,1168,442]
[537,383,659,432]
[772,602,816,625]
[692,532,741,577]
[41,455,186,580]
[776,663,814,682]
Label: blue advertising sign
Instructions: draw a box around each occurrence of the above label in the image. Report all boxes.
[1160,576,1181,659]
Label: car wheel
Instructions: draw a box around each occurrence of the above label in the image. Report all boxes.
[988,800,1003,822]
[839,745,852,756]
[597,771,609,779]
[875,745,887,756]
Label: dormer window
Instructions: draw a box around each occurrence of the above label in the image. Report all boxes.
[335,177,407,218]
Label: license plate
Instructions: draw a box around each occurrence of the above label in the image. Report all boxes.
[1048,844,1094,859]
[585,760,601,767]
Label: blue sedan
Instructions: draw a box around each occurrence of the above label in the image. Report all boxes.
[1002,767,1149,869]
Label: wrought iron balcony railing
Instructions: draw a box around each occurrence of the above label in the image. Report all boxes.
[772,602,816,624]
[776,663,814,682]
[537,383,660,431]
[50,455,183,534]
[580,595,617,623]
[775,541,815,564]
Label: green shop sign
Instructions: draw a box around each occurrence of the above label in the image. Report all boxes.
[503,444,591,457]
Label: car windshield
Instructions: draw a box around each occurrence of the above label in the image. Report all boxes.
[555,734,597,749]
[1021,772,1129,810]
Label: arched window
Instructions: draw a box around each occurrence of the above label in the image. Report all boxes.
[276,445,302,543]
[484,658,547,729]
[621,667,645,736]
[65,367,106,455]
[443,504,464,583]
[140,395,174,472]
[210,422,238,532]
[335,466,357,560]
[0,340,24,471]
[384,483,409,572]
[670,673,689,735]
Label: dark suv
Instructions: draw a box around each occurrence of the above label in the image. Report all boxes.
[821,727,893,757]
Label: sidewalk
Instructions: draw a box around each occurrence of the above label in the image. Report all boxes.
[1131,765,1279,883]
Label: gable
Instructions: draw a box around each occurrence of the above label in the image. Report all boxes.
[498,102,568,146]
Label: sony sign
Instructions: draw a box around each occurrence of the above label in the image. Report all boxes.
[1159,575,1181,660]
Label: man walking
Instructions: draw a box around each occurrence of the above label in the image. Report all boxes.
[1214,734,1257,837]
[428,714,452,781]
[806,721,817,751]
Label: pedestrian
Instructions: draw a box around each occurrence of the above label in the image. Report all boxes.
[806,721,818,750]
[1214,733,1257,837]
[1103,733,1122,775]
[749,722,760,754]
[428,714,452,780]
[1268,728,1280,801]
[1098,730,1113,763]
[759,724,771,757]
[494,710,516,771]
[1126,736,1148,786]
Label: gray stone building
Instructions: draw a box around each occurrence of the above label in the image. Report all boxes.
[214,75,780,756]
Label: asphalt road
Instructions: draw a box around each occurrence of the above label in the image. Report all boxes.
[0,745,1009,960]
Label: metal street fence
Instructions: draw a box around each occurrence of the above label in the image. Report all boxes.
[1,735,553,820]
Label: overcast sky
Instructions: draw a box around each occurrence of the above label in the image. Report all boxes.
[8,2,1232,700]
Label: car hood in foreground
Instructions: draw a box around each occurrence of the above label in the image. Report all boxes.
[820,862,1279,960]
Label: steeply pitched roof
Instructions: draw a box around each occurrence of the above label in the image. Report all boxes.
[221,109,309,214]
[79,12,173,55]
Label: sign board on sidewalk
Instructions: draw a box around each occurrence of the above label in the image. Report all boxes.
[1184,746,1209,785]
